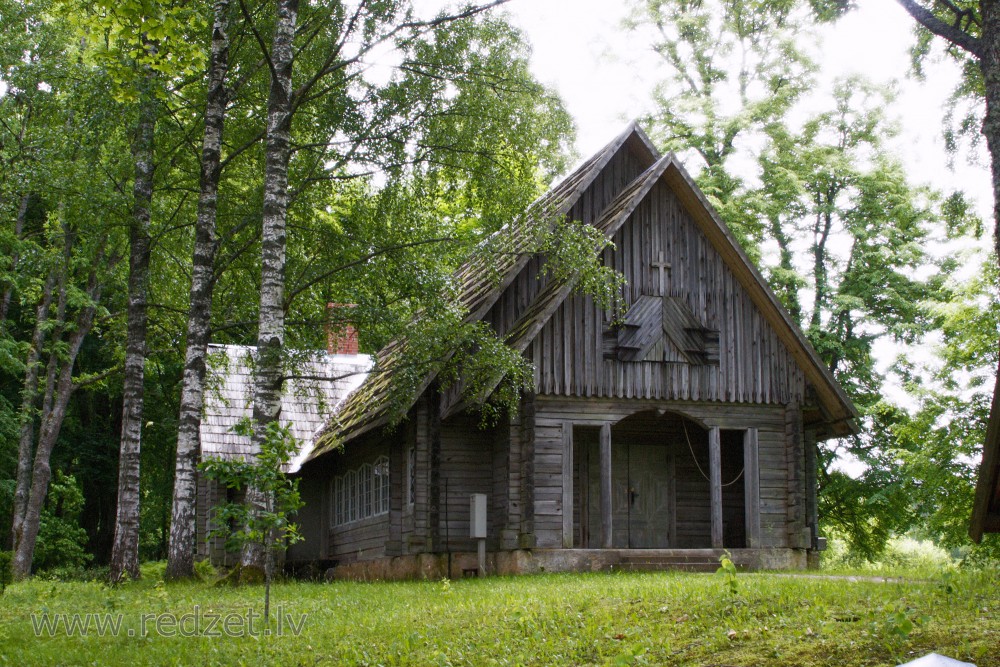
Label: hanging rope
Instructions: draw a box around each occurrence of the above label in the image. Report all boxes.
[682,420,745,487]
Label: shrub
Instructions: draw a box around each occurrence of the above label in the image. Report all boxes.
[34,472,92,572]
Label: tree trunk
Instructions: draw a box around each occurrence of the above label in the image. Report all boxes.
[110,73,156,584]
[11,221,73,574]
[9,271,55,554]
[767,213,801,325]
[11,268,102,580]
[242,0,298,577]
[980,1,1000,262]
[166,0,232,581]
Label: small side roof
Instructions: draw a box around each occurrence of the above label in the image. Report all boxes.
[201,344,371,473]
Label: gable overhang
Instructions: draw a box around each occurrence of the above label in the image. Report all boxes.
[971,365,1000,541]
[659,158,860,437]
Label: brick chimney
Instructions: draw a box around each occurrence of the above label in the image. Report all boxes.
[327,303,359,355]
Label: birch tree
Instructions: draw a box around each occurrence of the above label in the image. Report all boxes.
[166,0,234,582]
[58,0,210,582]
[165,0,574,579]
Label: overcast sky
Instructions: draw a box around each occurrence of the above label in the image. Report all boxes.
[501,0,992,225]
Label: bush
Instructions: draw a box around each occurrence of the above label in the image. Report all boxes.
[821,534,955,574]
[33,472,92,573]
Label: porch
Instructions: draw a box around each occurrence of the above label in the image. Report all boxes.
[561,410,763,551]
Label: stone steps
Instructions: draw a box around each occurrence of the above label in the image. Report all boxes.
[608,552,724,573]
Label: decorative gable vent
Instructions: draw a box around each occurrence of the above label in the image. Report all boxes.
[604,295,719,365]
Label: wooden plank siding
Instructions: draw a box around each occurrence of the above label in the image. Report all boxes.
[523,180,806,405]
[324,436,392,564]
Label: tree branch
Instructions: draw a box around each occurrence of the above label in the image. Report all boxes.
[895,0,982,57]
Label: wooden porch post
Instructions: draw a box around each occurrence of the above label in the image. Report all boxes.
[709,426,723,548]
[600,422,613,548]
[666,447,676,548]
[561,421,574,548]
[743,428,761,547]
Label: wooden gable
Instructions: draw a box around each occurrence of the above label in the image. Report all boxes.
[474,135,857,438]
[312,124,857,461]
[527,174,808,406]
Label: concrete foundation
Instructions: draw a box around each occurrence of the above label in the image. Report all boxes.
[319,547,810,581]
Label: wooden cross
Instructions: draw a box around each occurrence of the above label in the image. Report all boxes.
[651,251,671,296]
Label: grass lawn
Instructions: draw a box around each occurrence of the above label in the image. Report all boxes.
[1,566,996,666]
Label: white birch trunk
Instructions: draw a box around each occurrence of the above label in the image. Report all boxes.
[110,69,156,584]
[166,0,232,580]
[242,0,298,577]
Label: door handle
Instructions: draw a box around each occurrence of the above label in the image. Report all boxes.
[629,487,637,507]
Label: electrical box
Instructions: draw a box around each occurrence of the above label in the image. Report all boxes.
[470,493,487,539]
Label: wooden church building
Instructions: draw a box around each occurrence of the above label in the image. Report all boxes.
[268,124,858,577]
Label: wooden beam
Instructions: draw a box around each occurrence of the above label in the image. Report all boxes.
[709,426,723,548]
[600,422,613,548]
[429,389,442,551]
[743,428,760,548]
[666,446,676,548]
[804,427,818,550]
[519,392,536,546]
[562,421,574,548]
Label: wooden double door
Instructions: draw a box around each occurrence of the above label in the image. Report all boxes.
[579,437,676,549]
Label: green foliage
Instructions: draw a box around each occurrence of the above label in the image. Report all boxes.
[199,421,304,559]
[56,0,209,101]
[34,472,92,573]
[821,535,957,575]
[873,602,929,661]
[716,550,739,597]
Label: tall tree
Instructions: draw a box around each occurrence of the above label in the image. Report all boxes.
[109,51,156,584]
[755,81,953,555]
[2,2,131,578]
[239,0,299,579]
[631,0,967,556]
[166,0,233,581]
[165,0,575,578]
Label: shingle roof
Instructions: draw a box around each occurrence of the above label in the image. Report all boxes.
[200,344,372,473]
[308,124,653,458]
